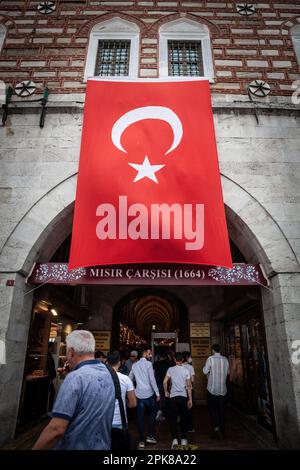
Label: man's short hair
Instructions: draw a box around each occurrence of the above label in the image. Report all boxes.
[140,348,151,356]
[182,351,191,362]
[95,350,106,359]
[212,343,221,353]
[107,350,120,367]
[175,352,183,362]
[66,330,95,356]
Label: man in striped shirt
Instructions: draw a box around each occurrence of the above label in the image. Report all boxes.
[203,344,229,439]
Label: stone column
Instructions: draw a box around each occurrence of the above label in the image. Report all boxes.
[0,272,33,446]
[262,272,300,449]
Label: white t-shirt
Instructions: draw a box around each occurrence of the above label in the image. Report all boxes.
[112,372,134,427]
[183,363,195,381]
[166,365,190,398]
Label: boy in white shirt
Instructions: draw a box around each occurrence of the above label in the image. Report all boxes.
[163,352,192,449]
[107,350,137,450]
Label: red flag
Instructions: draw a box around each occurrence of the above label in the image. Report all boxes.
[69,79,232,269]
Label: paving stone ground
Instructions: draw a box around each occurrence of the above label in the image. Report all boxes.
[1,405,276,451]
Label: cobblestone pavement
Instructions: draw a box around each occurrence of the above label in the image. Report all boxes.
[1,405,276,450]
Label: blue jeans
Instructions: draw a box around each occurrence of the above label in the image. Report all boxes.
[137,395,157,442]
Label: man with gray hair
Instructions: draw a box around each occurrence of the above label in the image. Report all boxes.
[33,330,115,450]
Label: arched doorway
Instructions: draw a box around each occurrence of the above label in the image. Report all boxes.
[111,288,189,351]
[0,174,299,447]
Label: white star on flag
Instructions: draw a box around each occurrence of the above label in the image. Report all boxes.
[128,156,165,183]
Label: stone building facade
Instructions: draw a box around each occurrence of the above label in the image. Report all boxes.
[0,0,300,449]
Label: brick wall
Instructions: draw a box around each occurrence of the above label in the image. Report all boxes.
[0,0,299,96]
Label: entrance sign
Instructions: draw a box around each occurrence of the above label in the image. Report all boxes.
[27,263,267,286]
[68,79,232,269]
[91,331,111,352]
[191,338,211,357]
[190,322,210,338]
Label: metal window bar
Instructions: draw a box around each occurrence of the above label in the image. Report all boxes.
[168,40,204,77]
[95,40,130,76]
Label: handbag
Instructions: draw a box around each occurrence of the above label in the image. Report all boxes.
[106,365,136,451]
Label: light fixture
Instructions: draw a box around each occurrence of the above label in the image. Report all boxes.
[51,308,58,316]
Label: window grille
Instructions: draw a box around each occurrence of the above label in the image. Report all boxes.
[95,40,130,76]
[168,40,204,76]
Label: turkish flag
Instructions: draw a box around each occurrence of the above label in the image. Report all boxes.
[69,79,232,269]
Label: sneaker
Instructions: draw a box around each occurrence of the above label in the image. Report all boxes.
[138,442,145,450]
[181,439,188,446]
[187,428,195,433]
[171,438,179,449]
[146,436,157,444]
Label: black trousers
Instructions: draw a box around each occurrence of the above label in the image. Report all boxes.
[186,390,194,431]
[207,391,226,434]
[170,396,188,440]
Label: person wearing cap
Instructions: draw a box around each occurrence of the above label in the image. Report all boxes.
[123,350,138,375]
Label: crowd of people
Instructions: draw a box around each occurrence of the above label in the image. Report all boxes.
[33,330,229,450]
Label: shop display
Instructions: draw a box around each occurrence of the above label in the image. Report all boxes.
[225,312,274,432]
[119,322,147,350]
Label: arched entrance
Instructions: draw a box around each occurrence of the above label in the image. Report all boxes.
[0,175,299,448]
[111,288,189,351]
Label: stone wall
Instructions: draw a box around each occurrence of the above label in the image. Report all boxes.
[0,0,299,95]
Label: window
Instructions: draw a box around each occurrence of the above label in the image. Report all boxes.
[291,24,300,65]
[95,40,130,76]
[168,40,204,76]
[0,24,6,54]
[159,18,214,80]
[84,18,139,80]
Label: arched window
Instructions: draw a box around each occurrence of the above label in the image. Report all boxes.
[84,17,140,80]
[291,24,300,65]
[159,18,214,80]
[0,24,6,53]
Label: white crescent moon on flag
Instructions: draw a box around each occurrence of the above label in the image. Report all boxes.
[111,106,183,155]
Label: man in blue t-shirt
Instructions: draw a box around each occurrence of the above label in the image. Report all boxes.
[33,330,115,450]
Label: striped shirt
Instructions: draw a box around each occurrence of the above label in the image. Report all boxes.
[203,353,229,396]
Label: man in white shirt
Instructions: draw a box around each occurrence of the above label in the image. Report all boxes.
[107,350,137,446]
[203,343,229,439]
[129,348,160,449]
[163,352,192,449]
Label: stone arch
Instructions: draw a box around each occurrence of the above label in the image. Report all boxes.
[0,14,18,33]
[1,176,300,448]
[148,12,220,35]
[0,173,298,277]
[280,15,300,36]
[76,11,147,37]
[280,16,300,66]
